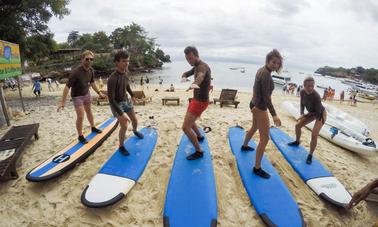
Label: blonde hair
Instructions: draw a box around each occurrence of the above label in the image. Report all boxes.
[82,50,94,59]
[265,49,283,73]
[303,76,315,85]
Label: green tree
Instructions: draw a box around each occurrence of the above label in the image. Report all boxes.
[110,23,169,68]
[67,31,79,46]
[0,0,70,60]
[24,32,58,65]
[92,31,111,51]
[155,48,171,63]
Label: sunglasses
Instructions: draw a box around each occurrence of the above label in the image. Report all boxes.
[85,58,94,62]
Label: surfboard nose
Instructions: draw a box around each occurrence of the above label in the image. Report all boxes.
[81,173,135,208]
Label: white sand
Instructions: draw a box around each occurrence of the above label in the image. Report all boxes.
[0,83,377,226]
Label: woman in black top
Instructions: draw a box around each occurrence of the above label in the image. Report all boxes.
[288,76,327,164]
[241,49,282,179]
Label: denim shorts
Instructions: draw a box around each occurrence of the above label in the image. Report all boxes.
[111,100,133,117]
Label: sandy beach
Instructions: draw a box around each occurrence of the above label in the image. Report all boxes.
[0,82,377,227]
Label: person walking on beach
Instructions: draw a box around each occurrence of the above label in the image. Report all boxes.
[140,76,144,90]
[296,85,302,97]
[181,46,211,160]
[32,79,41,97]
[54,79,60,91]
[287,76,326,164]
[145,76,150,90]
[57,50,106,144]
[241,49,282,179]
[340,90,345,104]
[47,78,54,92]
[107,51,144,155]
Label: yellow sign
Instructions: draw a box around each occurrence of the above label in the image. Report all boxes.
[0,40,22,80]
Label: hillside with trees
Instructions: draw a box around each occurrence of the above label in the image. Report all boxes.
[315,66,378,84]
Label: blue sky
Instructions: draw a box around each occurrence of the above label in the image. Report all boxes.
[48,0,378,71]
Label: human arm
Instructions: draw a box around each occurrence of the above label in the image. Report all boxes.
[126,84,136,104]
[347,179,378,209]
[57,86,70,111]
[107,77,123,116]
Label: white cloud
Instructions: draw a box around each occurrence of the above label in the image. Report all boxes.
[48,0,378,71]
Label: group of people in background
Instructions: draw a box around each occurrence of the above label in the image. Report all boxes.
[322,86,335,101]
[31,77,60,97]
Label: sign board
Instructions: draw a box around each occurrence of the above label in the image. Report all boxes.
[0,40,22,80]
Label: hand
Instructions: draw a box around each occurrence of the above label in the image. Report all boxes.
[57,101,65,112]
[273,115,281,127]
[98,92,107,99]
[181,77,189,83]
[189,83,200,89]
[346,183,375,209]
[131,97,136,104]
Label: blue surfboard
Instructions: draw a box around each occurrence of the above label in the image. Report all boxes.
[270,127,351,207]
[228,126,305,227]
[164,129,217,227]
[81,127,158,208]
[26,118,118,182]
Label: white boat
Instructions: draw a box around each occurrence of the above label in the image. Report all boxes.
[342,79,362,86]
[283,101,377,156]
[272,74,291,85]
[322,102,370,137]
[352,84,378,97]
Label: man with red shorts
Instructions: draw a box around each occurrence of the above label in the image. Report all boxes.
[181,46,211,160]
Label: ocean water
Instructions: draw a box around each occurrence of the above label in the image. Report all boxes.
[134,61,351,98]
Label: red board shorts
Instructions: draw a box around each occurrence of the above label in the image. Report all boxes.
[187,99,208,117]
[72,92,91,108]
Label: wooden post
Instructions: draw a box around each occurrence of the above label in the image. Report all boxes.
[0,84,11,126]
[16,76,26,112]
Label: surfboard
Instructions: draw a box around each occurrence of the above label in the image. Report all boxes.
[228,126,305,227]
[163,129,217,227]
[270,127,352,207]
[26,118,118,182]
[81,127,157,208]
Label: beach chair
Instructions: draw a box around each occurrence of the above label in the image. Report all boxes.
[0,123,39,181]
[96,90,109,105]
[213,89,240,108]
[133,90,152,105]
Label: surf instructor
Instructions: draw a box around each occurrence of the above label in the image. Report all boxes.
[241,49,282,179]
[181,46,211,160]
[57,50,106,144]
[107,51,144,156]
[288,76,326,164]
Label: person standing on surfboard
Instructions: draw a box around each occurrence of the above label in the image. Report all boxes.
[287,76,326,164]
[107,51,144,156]
[181,46,211,160]
[241,49,282,179]
[57,50,106,144]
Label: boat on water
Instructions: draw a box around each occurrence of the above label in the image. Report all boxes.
[272,74,291,85]
[358,92,376,100]
[317,85,328,89]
